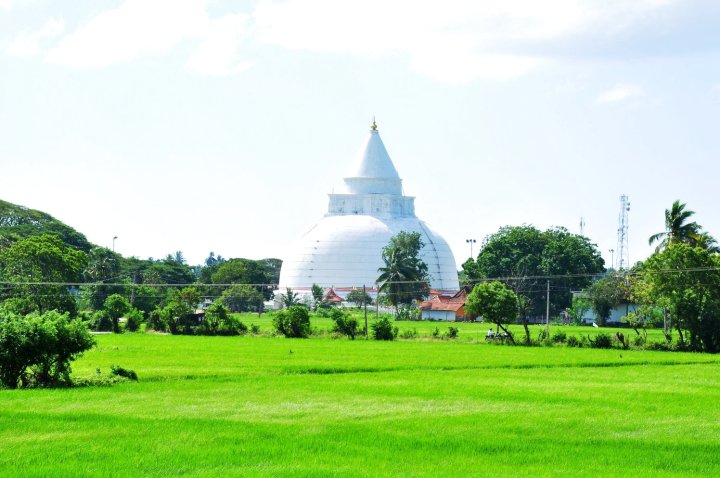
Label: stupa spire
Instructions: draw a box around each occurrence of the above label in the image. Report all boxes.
[341,122,402,195]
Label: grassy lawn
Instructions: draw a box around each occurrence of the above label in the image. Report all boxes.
[1,331,719,477]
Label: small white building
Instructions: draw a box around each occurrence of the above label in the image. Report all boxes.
[581,303,638,324]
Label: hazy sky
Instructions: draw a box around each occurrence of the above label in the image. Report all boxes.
[2,0,719,269]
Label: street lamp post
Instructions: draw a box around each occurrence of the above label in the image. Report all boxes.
[113,236,118,252]
[609,248,615,270]
[465,238,476,258]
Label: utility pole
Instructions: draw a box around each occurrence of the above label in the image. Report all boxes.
[466,238,476,258]
[546,280,550,336]
[363,284,368,340]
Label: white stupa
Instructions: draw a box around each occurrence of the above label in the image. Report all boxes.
[278,122,459,293]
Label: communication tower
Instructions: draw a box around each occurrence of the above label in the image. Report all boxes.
[616,194,630,270]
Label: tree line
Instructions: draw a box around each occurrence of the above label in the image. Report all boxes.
[462,201,720,352]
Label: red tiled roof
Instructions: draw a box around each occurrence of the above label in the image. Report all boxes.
[324,288,344,303]
[419,288,470,313]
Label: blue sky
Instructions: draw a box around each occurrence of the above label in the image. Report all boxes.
[2,0,719,269]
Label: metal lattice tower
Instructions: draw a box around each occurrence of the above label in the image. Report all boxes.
[616,194,630,270]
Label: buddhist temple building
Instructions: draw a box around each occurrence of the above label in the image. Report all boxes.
[278,122,459,294]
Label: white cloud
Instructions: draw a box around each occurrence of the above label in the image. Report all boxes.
[0,0,14,9]
[46,0,209,68]
[251,0,681,83]
[411,51,546,84]
[34,0,684,83]
[596,84,645,104]
[185,14,253,76]
[6,18,64,57]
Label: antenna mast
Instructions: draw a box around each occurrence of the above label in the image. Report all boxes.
[616,194,630,270]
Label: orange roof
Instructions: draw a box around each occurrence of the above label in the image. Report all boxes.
[419,287,470,313]
[324,288,344,303]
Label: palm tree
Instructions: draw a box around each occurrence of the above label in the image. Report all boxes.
[377,245,428,316]
[648,200,701,252]
[694,232,720,254]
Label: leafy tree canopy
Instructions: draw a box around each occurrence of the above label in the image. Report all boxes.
[220,285,264,312]
[465,281,518,343]
[463,225,604,317]
[346,288,373,307]
[211,258,275,300]
[0,234,87,314]
[0,310,95,388]
[0,199,91,253]
[644,243,720,352]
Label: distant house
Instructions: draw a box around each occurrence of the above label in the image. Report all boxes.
[323,288,344,305]
[581,303,638,325]
[420,288,474,321]
[572,291,637,324]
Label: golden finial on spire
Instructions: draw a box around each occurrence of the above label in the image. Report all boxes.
[371,116,377,131]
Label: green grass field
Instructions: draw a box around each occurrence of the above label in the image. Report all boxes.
[2,325,719,477]
[237,310,671,343]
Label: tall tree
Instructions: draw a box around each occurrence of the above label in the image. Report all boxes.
[463,225,604,320]
[81,247,123,310]
[587,272,626,326]
[0,234,87,315]
[220,285,264,312]
[648,200,701,252]
[465,281,518,344]
[376,231,429,316]
[211,258,273,300]
[695,232,720,254]
[644,243,720,352]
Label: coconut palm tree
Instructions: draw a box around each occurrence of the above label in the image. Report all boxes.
[694,231,720,254]
[376,233,429,316]
[648,200,701,253]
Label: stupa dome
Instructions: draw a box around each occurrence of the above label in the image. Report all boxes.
[278,123,459,292]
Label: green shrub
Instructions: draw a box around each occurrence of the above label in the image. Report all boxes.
[147,309,166,332]
[395,305,420,321]
[89,310,113,332]
[431,327,440,338]
[551,331,567,343]
[371,317,398,341]
[316,307,334,318]
[646,340,672,351]
[103,294,132,333]
[0,297,34,316]
[220,315,248,336]
[0,311,95,389]
[447,326,459,339]
[566,335,581,347]
[110,365,138,381]
[588,333,613,349]
[399,328,418,339]
[74,374,130,387]
[330,309,358,340]
[197,304,247,336]
[124,308,144,332]
[632,335,646,347]
[250,323,261,335]
[273,306,311,338]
